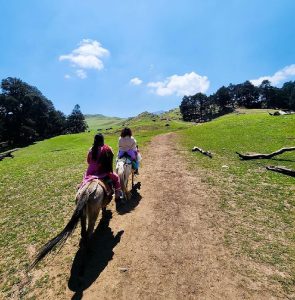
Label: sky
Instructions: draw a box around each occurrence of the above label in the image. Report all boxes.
[1,0,295,117]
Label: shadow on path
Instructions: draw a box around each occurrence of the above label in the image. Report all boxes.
[116,182,142,215]
[68,210,124,299]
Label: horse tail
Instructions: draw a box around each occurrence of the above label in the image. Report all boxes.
[29,181,96,270]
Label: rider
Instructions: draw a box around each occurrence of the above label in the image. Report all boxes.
[83,133,123,200]
[118,127,139,174]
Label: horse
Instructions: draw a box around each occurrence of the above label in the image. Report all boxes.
[29,178,112,269]
[116,156,134,202]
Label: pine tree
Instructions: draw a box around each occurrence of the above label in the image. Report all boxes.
[66,104,88,133]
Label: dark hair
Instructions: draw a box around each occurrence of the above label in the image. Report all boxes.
[121,127,132,137]
[91,134,104,161]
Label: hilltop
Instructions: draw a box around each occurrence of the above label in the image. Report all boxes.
[85,114,125,131]
[85,109,187,141]
[85,108,182,132]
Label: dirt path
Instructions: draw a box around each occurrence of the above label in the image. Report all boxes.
[28,133,272,299]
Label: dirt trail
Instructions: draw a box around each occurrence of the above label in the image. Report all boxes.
[28,133,272,299]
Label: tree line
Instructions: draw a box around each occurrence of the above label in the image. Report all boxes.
[180,80,295,122]
[0,77,87,147]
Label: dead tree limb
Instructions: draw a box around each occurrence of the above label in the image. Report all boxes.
[0,148,19,161]
[236,147,295,160]
[192,147,213,158]
[266,166,295,177]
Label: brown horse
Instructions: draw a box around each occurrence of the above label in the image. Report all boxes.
[30,178,112,269]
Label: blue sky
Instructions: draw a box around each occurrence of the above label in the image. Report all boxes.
[1,0,295,117]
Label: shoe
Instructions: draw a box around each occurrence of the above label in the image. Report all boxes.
[134,169,139,175]
[115,189,123,198]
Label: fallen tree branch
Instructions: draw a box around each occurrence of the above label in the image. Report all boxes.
[266,166,295,177]
[0,148,19,161]
[236,147,295,160]
[269,110,295,116]
[192,146,213,158]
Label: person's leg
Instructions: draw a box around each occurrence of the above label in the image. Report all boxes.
[128,150,139,174]
[108,172,123,198]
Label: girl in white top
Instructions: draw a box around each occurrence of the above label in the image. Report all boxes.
[118,127,139,171]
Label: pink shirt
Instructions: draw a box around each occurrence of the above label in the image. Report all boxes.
[85,145,113,176]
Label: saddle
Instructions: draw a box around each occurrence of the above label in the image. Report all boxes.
[118,153,137,170]
[118,153,132,163]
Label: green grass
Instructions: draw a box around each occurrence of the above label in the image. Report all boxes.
[161,108,182,120]
[0,113,190,298]
[180,110,295,294]
[2,108,294,297]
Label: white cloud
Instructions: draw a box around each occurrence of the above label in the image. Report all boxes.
[251,64,295,86]
[64,74,71,79]
[130,77,143,85]
[147,72,210,96]
[59,39,110,74]
[76,69,87,79]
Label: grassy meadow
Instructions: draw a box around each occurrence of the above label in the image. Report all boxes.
[0,112,190,298]
[0,109,294,297]
[180,110,295,294]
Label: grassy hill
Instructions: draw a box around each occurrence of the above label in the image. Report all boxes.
[85,109,182,132]
[0,109,294,297]
[179,110,295,293]
[85,114,124,131]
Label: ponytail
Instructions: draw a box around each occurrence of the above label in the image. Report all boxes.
[91,134,104,161]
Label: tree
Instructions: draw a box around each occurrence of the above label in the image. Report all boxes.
[235,81,260,108]
[180,95,196,121]
[281,81,295,110]
[180,93,208,121]
[48,110,67,136]
[259,80,272,108]
[193,93,208,120]
[179,78,295,123]
[0,77,66,145]
[66,104,88,133]
[214,86,232,110]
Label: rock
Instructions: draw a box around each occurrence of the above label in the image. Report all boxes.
[118,267,128,272]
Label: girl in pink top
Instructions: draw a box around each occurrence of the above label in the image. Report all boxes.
[83,134,121,197]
